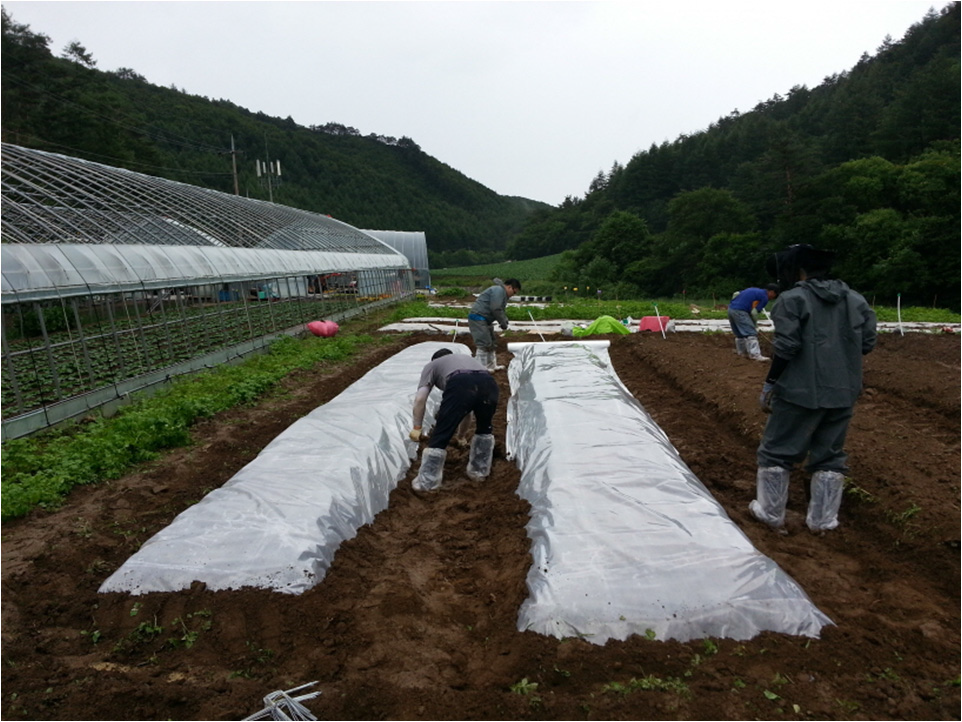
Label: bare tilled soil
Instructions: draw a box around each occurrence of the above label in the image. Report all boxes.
[1,320,959,721]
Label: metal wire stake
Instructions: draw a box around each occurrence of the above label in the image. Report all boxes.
[243,681,321,721]
[527,309,547,343]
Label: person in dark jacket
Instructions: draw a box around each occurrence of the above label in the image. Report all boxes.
[409,348,500,492]
[467,278,521,371]
[728,284,779,360]
[752,244,877,534]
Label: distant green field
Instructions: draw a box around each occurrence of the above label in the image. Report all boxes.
[431,255,562,283]
[426,255,959,323]
[396,296,959,325]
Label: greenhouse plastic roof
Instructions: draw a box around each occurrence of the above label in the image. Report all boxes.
[361,229,429,271]
[1,143,398,253]
[1,242,408,304]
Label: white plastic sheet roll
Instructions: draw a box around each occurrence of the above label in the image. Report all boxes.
[506,341,832,643]
[100,341,466,595]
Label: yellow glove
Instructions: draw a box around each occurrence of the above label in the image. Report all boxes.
[409,428,423,442]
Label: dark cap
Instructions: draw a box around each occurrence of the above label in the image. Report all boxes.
[766,244,835,289]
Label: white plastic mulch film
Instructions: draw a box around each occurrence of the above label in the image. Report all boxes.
[99,341,466,595]
[505,340,832,644]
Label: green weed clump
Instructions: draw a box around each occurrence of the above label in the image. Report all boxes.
[602,674,690,696]
[1,334,365,521]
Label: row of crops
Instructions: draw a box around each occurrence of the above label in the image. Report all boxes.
[2,268,410,436]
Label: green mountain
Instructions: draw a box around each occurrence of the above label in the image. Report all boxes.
[1,8,549,267]
[509,5,959,309]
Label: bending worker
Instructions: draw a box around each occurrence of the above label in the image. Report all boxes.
[468,278,521,372]
[409,348,500,492]
[728,283,779,360]
[752,244,877,534]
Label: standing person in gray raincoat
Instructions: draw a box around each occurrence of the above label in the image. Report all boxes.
[752,244,877,534]
[467,278,521,371]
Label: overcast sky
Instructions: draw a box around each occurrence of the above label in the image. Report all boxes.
[4,1,942,205]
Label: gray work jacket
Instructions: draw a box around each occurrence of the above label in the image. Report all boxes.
[771,279,877,409]
[470,279,510,329]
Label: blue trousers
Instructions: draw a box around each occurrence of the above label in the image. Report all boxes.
[727,308,757,338]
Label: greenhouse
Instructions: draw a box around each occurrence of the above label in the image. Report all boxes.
[1,143,415,440]
[362,229,431,289]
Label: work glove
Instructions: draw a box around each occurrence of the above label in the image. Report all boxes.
[759,382,775,413]
[409,428,424,442]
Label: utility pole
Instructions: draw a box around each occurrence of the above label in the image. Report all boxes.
[230,135,240,195]
[220,135,244,195]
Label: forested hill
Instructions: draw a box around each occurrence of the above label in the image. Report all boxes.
[0,8,548,266]
[510,4,959,309]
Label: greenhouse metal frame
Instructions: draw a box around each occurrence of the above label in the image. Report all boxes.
[1,143,416,440]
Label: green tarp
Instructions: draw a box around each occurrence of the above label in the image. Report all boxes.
[570,315,631,337]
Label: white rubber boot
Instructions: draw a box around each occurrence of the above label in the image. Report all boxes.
[807,470,845,532]
[749,466,790,532]
[746,336,769,361]
[413,447,446,492]
[734,338,747,357]
[479,349,501,372]
[466,434,495,481]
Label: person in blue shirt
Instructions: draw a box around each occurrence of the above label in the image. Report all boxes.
[728,284,779,360]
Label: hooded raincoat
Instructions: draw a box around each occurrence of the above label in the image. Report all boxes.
[770,279,877,409]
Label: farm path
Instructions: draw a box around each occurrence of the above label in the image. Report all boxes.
[1,323,959,720]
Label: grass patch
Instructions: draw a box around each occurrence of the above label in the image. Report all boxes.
[1,333,370,521]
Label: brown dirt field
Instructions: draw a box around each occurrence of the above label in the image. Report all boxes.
[2,318,959,721]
